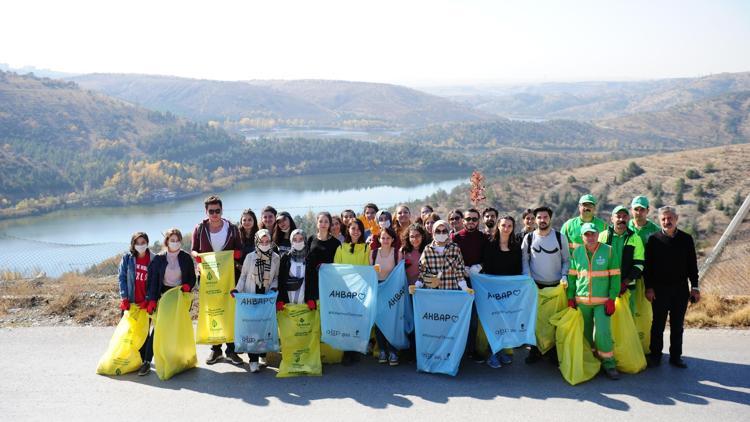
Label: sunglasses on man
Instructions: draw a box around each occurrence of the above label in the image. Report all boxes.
[464,217,479,222]
[207,208,222,215]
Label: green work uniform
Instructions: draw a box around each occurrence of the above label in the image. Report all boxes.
[567,242,620,369]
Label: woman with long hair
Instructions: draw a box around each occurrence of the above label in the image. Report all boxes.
[237,209,259,281]
[117,231,154,376]
[481,214,523,369]
[272,211,297,254]
[370,226,401,366]
[330,215,346,244]
[305,212,341,310]
[145,228,197,374]
[393,205,412,240]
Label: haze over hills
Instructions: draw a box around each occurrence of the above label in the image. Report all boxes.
[428,72,750,121]
[70,73,492,128]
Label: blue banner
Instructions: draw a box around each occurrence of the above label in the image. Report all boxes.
[375,261,410,349]
[413,289,474,376]
[233,292,280,354]
[470,274,538,353]
[319,264,378,353]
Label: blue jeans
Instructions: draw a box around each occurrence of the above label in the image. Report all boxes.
[375,326,397,355]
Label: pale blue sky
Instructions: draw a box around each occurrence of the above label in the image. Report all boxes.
[2,0,748,85]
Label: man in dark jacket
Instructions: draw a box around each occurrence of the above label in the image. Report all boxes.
[191,195,243,366]
[644,206,700,369]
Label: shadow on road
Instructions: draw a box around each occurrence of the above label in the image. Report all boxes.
[113,352,750,410]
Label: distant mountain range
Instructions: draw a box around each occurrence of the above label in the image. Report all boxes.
[70,73,491,127]
[427,72,750,121]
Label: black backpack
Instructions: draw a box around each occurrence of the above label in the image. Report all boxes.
[525,230,563,255]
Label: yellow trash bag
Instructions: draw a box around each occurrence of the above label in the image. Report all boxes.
[196,251,236,344]
[611,291,647,374]
[277,304,322,377]
[536,284,568,354]
[153,287,197,381]
[96,304,150,376]
[550,307,601,386]
[321,341,344,364]
[632,278,652,354]
[475,323,491,359]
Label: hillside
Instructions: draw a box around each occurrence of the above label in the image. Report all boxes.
[415,144,750,256]
[0,71,479,219]
[435,72,750,121]
[71,74,490,128]
[599,91,750,145]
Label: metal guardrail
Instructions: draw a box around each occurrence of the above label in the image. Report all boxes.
[699,192,750,279]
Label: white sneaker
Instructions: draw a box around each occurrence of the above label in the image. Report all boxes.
[258,356,267,367]
[249,362,260,373]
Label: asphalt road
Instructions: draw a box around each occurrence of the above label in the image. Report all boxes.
[1,327,748,421]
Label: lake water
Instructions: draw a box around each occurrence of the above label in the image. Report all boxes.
[0,172,466,276]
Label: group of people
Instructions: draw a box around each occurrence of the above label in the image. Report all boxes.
[118,193,700,379]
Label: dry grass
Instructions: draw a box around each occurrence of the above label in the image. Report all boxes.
[685,293,750,328]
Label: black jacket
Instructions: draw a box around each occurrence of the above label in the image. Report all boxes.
[644,229,699,292]
[146,250,197,301]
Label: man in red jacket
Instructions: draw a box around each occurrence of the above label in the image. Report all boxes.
[191,195,244,366]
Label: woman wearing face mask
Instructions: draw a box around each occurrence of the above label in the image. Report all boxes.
[330,216,346,244]
[481,215,523,369]
[272,211,297,254]
[369,210,400,251]
[370,227,401,366]
[117,232,154,376]
[393,205,412,240]
[233,228,280,373]
[416,220,467,291]
[144,228,197,375]
[278,229,308,308]
[237,209,259,281]
[305,212,341,311]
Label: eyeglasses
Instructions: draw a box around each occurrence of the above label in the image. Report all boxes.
[207,208,222,215]
[464,217,479,222]
[449,216,461,221]
[434,229,449,234]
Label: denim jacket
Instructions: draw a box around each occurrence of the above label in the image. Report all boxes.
[118,250,154,302]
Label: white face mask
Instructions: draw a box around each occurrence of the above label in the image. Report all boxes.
[257,244,271,253]
[378,220,391,229]
[168,242,181,251]
[434,233,449,243]
[291,241,306,251]
[134,244,148,254]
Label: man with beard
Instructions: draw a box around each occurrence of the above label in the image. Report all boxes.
[598,206,645,306]
[452,208,488,362]
[645,206,700,368]
[561,194,608,254]
[521,206,570,363]
[482,207,498,237]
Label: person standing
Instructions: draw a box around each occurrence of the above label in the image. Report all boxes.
[628,196,661,247]
[417,220,468,291]
[567,223,621,380]
[645,206,700,369]
[305,212,341,310]
[340,209,357,229]
[369,210,400,251]
[521,206,570,364]
[259,206,278,233]
[481,215,523,368]
[190,195,243,366]
[334,219,370,265]
[599,206,645,305]
[237,209,259,282]
[278,229,309,307]
[272,211,297,254]
[358,203,380,240]
[117,232,155,376]
[331,215,346,244]
[145,229,197,374]
[422,212,441,244]
[516,208,536,244]
[419,205,434,225]
[561,194,608,253]
[393,205,413,240]
[448,209,464,236]
[370,227,401,366]
[233,229,280,373]
[451,208,487,362]
[482,207,498,237]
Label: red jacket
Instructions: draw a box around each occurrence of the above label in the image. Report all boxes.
[191,218,243,254]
